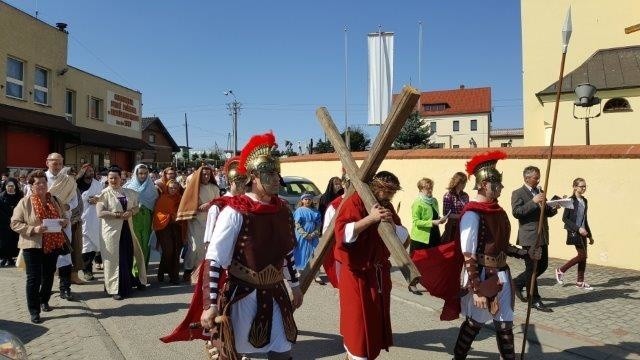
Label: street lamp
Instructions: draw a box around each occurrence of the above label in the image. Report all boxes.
[572,83,601,145]
[224,90,241,155]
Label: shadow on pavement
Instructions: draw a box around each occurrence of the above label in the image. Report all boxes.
[545,288,637,309]
[0,319,48,344]
[94,302,188,319]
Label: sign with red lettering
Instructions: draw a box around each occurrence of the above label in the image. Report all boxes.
[107,91,141,131]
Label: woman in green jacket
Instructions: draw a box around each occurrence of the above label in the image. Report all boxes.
[408,178,448,295]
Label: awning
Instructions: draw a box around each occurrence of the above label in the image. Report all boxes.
[0,103,80,139]
[77,127,153,151]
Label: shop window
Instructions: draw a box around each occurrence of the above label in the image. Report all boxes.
[603,98,631,113]
[6,57,24,99]
[453,120,460,132]
[34,67,49,105]
[470,119,477,131]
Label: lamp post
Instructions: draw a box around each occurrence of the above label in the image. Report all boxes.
[572,83,601,145]
[224,90,241,155]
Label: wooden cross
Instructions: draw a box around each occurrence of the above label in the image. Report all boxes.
[299,86,422,293]
[625,23,640,34]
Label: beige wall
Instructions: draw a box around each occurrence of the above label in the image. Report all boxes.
[281,150,640,271]
[424,113,490,148]
[521,0,640,146]
[538,89,640,145]
[0,2,67,115]
[65,67,142,139]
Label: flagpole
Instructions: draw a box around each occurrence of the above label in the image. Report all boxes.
[418,21,423,89]
[344,26,350,150]
[520,7,572,359]
[378,25,383,126]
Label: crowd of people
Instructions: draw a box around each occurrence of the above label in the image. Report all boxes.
[0,139,596,359]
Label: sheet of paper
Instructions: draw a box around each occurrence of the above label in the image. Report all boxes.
[42,218,63,233]
[546,198,573,209]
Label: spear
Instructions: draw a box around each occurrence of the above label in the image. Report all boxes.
[520,7,572,359]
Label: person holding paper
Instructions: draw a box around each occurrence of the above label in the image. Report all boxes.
[10,170,69,324]
[555,178,594,290]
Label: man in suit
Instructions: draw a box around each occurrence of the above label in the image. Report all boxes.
[511,166,557,312]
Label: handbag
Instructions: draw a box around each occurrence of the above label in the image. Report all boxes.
[60,231,73,255]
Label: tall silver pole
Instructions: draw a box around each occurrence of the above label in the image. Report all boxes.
[344,26,350,151]
[378,25,383,126]
[233,100,238,155]
[418,21,422,88]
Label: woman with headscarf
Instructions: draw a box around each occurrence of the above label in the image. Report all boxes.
[97,166,147,300]
[124,164,158,277]
[293,193,322,279]
[0,177,23,266]
[153,180,183,284]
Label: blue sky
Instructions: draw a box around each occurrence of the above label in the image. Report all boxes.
[9,0,523,152]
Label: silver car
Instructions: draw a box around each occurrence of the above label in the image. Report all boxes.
[279,176,321,211]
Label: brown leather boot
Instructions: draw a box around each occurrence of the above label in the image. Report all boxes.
[70,271,84,285]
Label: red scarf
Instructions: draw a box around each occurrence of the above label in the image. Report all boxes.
[31,193,65,254]
[225,194,287,214]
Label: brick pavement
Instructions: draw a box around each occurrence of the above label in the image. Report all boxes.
[391,257,640,359]
[0,267,124,360]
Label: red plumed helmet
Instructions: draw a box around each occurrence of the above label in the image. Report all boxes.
[466,151,507,190]
[238,132,279,175]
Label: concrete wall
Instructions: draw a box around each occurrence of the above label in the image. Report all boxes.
[521,0,640,146]
[65,67,141,139]
[0,2,67,115]
[281,145,640,271]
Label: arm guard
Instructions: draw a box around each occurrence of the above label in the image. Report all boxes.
[464,258,481,295]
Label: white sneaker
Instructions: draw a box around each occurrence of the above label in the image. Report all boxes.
[576,282,593,291]
[554,268,565,285]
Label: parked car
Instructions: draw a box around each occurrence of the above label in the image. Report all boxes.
[279,176,321,211]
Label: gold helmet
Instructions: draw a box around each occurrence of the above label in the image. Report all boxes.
[223,156,246,183]
[238,132,280,179]
[466,151,507,190]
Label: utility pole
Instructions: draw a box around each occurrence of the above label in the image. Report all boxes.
[184,113,190,160]
[225,90,241,155]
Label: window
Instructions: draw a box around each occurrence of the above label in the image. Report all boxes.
[89,97,103,120]
[431,143,445,149]
[452,145,460,149]
[430,121,437,133]
[34,67,49,105]
[453,120,460,132]
[603,98,631,113]
[65,90,75,123]
[148,134,156,143]
[470,119,477,131]
[423,103,447,112]
[6,57,24,99]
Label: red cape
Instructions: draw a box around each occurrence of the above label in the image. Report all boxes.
[323,195,343,288]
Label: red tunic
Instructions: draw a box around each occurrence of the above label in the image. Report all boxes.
[323,195,344,288]
[334,193,400,359]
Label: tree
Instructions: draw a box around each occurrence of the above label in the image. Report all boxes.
[393,111,432,149]
[191,153,199,161]
[200,151,208,159]
[312,138,334,154]
[343,127,370,151]
[283,140,298,157]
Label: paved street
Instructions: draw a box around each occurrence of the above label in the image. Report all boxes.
[1,250,638,359]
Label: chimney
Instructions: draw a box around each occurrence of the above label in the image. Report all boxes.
[459,84,465,89]
[55,23,68,33]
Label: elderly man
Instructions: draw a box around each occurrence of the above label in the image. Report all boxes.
[511,165,558,313]
[177,165,220,282]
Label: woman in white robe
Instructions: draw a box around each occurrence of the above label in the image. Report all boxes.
[97,167,147,300]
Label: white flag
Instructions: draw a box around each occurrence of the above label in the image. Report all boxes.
[368,31,394,125]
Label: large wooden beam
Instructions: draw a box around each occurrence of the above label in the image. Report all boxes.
[299,86,421,292]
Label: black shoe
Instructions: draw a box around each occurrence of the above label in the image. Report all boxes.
[60,290,76,301]
[41,303,52,312]
[112,294,123,301]
[157,272,164,283]
[136,284,146,291]
[515,288,527,303]
[532,300,553,313]
[30,314,42,324]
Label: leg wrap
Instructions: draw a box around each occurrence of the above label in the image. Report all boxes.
[494,320,515,359]
[453,317,482,359]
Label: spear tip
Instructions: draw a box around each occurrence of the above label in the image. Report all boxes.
[562,6,573,52]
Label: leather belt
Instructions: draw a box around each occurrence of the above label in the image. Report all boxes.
[477,252,507,268]
[228,261,284,289]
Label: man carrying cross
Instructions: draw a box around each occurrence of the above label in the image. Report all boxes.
[334,171,409,360]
